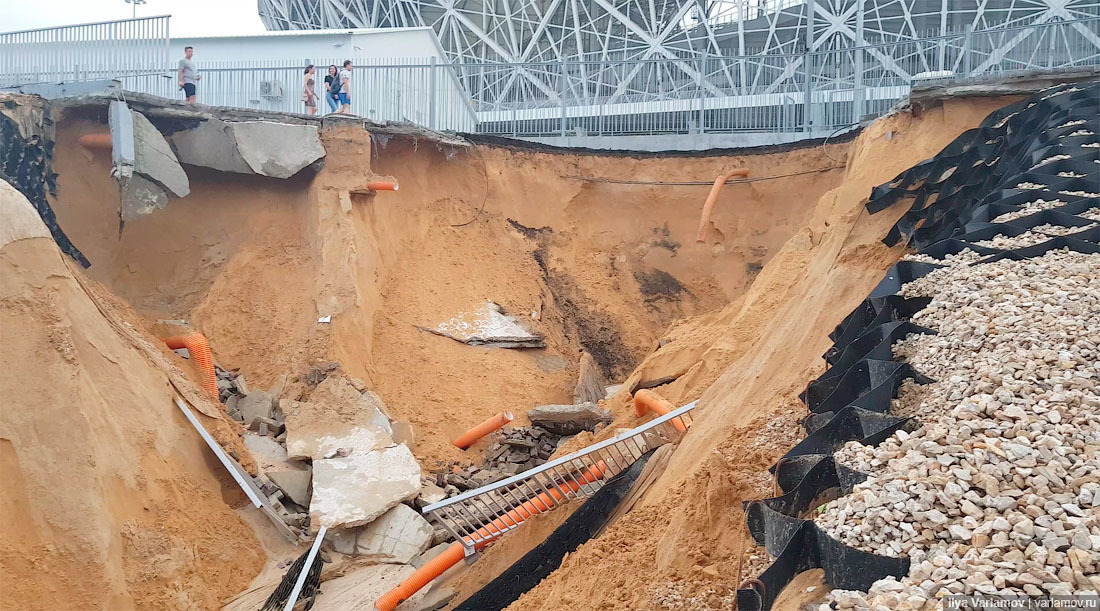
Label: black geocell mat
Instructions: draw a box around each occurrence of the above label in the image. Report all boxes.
[1,113,90,267]
[454,449,655,611]
[738,81,1100,610]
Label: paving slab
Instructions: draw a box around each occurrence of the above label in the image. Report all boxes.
[428,300,544,348]
[267,469,312,508]
[167,117,254,174]
[230,121,325,179]
[309,564,424,611]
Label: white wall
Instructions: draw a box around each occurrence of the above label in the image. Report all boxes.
[172,27,446,64]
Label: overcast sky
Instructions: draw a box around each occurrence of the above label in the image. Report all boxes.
[1,0,268,37]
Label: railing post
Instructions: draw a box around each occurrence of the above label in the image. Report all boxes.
[429,56,438,130]
[697,52,707,134]
[962,24,973,78]
[560,60,567,138]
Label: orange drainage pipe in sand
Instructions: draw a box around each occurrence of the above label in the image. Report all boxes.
[696,168,750,243]
[365,180,399,191]
[77,133,113,150]
[633,389,688,433]
[374,462,606,611]
[453,411,514,449]
[163,332,219,400]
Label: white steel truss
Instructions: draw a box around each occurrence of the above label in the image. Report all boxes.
[258,0,1100,112]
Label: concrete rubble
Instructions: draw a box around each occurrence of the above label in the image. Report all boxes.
[573,351,606,404]
[527,402,611,435]
[354,503,434,563]
[428,300,545,348]
[310,444,422,529]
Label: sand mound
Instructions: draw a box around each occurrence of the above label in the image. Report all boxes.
[0,180,262,609]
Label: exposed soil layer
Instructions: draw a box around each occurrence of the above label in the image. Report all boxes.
[49,118,848,470]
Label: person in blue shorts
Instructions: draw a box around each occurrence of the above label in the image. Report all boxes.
[337,60,353,114]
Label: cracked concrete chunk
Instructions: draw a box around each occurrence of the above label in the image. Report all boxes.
[355,503,433,563]
[285,420,393,461]
[527,402,611,435]
[267,469,312,508]
[230,121,325,179]
[310,445,421,529]
[237,390,275,428]
[119,174,167,221]
[573,351,605,404]
[168,117,254,174]
[429,300,544,348]
[131,110,189,197]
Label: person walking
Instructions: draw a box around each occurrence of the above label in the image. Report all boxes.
[302,65,318,115]
[178,46,200,104]
[323,65,340,114]
[337,60,353,114]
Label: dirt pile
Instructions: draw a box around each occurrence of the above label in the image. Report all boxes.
[498,96,1020,610]
[0,180,262,609]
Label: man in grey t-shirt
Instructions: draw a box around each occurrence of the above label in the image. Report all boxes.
[178,46,200,104]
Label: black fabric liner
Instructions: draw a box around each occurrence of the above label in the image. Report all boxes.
[0,114,90,267]
[455,449,656,611]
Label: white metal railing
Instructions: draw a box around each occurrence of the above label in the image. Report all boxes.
[0,16,171,87]
[422,400,697,554]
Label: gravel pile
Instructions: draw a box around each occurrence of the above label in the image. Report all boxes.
[813,249,1100,606]
[901,248,985,266]
[1080,208,1100,221]
[992,199,1067,222]
[972,231,1055,250]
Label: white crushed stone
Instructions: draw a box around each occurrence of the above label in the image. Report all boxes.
[1032,155,1073,170]
[1079,208,1100,221]
[816,250,1100,606]
[1060,190,1100,198]
[1015,182,1046,190]
[901,248,985,266]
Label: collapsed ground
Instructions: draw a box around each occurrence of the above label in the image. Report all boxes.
[0,89,1048,611]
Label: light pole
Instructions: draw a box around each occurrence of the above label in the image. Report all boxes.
[124,0,147,19]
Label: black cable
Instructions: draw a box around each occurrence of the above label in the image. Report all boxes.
[451,145,490,227]
[560,165,844,186]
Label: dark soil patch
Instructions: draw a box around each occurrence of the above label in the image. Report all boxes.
[633,268,685,302]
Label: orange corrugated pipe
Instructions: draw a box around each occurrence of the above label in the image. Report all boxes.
[77,133,113,150]
[163,332,219,400]
[453,411,514,449]
[696,168,750,243]
[633,389,687,433]
[374,462,606,611]
[365,180,399,191]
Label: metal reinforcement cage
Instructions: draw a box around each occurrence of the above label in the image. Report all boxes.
[422,400,698,555]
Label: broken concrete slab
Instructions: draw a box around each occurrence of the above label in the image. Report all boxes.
[243,433,289,472]
[355,503,433,563]
[604,384,624,399]
[328,528,359,555]
[237,390,275,427]
[309,564,423,611]
[285,419,393,462]
[267,469,312,508]
[527,402,611,435]
[411,542,452,569]
[573,351,605,404]
[230,121,325,179]
[415,482,446,508]
[167,117,254,174]
[131,110,189,198]
[310,444,421,529]
[119,174,168,221]
[427,300,544,348]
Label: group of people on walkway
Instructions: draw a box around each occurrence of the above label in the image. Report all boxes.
[178,47,354,115]
[302,61,353,115]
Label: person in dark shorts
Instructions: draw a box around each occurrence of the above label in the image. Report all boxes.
[323,65,340,114]
[337,60,353,114]
[178,46,200,103]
